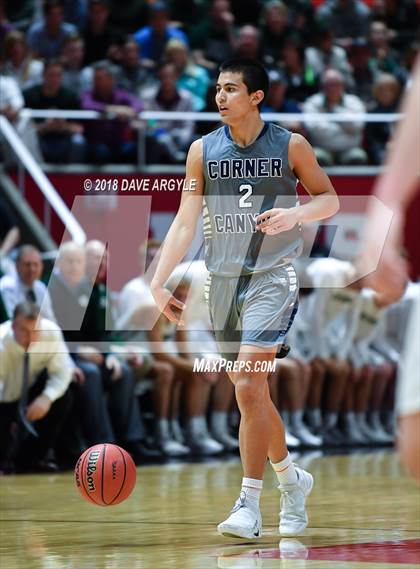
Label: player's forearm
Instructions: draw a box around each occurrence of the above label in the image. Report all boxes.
[295,191,339,223]
[151,217,197,290]
[0,228,20,256]
[373,58,419,210]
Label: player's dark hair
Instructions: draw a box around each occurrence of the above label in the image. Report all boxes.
[219,58,269,109]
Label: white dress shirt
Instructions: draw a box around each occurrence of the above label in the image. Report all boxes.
[305,258,362,360]
[0,318,73,403]
[0,273,57,322]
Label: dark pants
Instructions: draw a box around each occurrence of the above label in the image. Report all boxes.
[0,370,73,466]
[71,357,145,447]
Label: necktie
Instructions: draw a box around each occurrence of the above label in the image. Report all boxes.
[17,352,38,437]
[26,289,36,303]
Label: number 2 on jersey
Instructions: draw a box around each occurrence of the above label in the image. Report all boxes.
[238,184,253,208]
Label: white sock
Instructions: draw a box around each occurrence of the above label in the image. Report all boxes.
[187,416,206,437]
[241,477,262,510]
[271,453,298,486]
[282,410,291,426]
[291,409,304,428]
[211,411,228,436]
[325,411,338,429]
[308,408,322,429]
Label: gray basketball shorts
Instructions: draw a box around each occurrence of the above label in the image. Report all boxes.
[205,264,299,361]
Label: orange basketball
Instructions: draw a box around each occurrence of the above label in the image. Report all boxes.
[74,444,136,506]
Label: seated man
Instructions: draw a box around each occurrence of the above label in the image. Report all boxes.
[0,245,56,321]
[23,59,85,164]
[81,61,143,163]
[134,2,188,66]
[143,63,195,164]
[0,302,73,473]
[303,69,368,166]
[48,241,155,462]
[27,0,77,60]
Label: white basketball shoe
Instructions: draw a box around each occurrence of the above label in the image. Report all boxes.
[278,466,313,536]
[217,491,262,539]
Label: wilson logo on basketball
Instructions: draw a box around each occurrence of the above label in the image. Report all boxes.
[112,460,117,480]
[86,450,101,492]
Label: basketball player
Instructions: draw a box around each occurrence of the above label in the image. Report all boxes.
[359,57,420,479]
[151,58,339,537]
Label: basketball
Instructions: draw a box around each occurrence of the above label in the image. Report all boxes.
[74,444,136,506]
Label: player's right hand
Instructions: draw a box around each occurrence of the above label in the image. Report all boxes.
[151,285,186,325]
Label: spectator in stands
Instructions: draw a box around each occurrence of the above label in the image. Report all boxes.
[0,75,42,167]
[62,0,87,30]
[164,39,210,111]
[369,21,407,83]
[61,35,93,95]
[0,302,73,473]
[262,71,291,115]
[234,25,262,61]
[107,0,147,35]
[282,37,319,104]
[23,60,86,164]
[165,0,206,35]
[260,1,293,68]
[2,31,43,90]
[348,39,377,103]
[305,26,354,89]
[49,241,154,461]
[0,245,56,322]
[27,0,77,60]
[0,1,13,45]
[81,61,143,163]
[315,0,371,48]
[83,0,119,66]
[370,0,419,52]
[189,0,235,69]
[115,36,151,96]
[229,0,262,26]
[134,2,188,67]
[285,0,315,44]
[143,63,195,164]
[0,201,20,276]
[262,70,303,134]
[365,73,401,165]
[303,69,368,166]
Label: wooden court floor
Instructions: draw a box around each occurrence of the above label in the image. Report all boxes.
[1,450,419,569]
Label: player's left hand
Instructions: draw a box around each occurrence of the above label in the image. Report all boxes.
[151,285,186,325]
[26,395,52,421]
[256,207,300,234]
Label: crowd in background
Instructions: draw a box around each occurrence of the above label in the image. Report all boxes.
[0,0,418,165]
[0,228,417,473]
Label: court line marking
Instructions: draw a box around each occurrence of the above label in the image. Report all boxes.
[0,519,419,533]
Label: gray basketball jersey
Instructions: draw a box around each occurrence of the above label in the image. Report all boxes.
[202,123,302,276]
